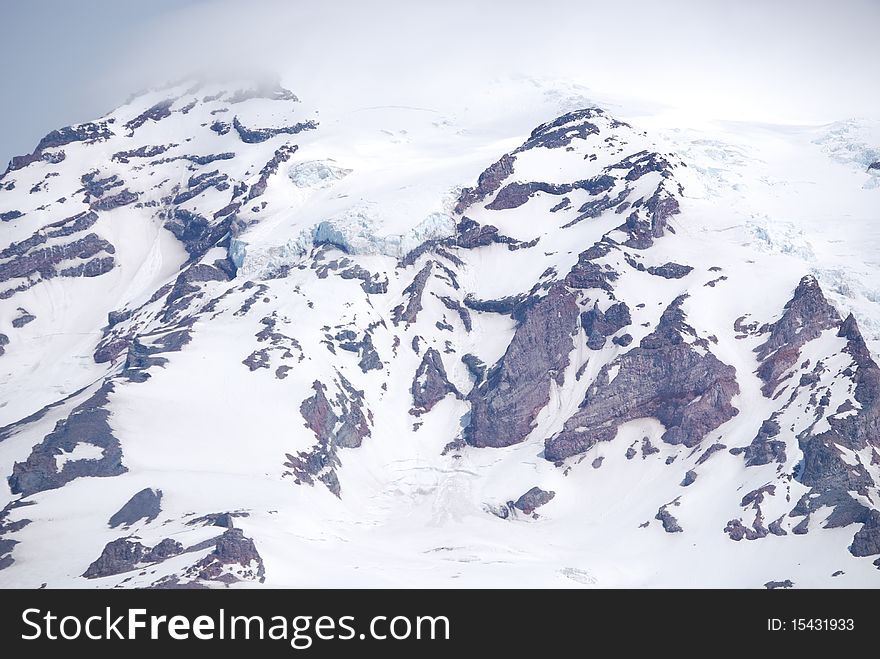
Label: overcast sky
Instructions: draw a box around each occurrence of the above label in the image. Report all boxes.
[2,0,878,167]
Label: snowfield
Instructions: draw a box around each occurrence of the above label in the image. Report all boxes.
[0,77,879,588]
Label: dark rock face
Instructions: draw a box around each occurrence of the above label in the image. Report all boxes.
[454,217,520,249]
[749,278,880,560]
[646,262,693,279]
[111,144,173,163]
[731,418,786,466]
[172,170,230,205]
[455,154,516,214]
[513,109,604,153]
[764,580,794,589]
[356,333,382,373]
[461,353,487,385]
[11,308,36,328]
[124,99,174,132]
[4,121,112,177]
[90,189,138,211]
[681,470,697,487]
[144,538,184,563]
[463,294,523,316]
[109,488,163,528]
[187,511,249,528]
[247,144,298,200]
[438,296,472,331]
[9,383,126,497]
[850,510,880,557]
[512,487,555,515]
[83,535,186,579]
[0,210,23,222]
[545,296,739,461]
[83,538,147,578]
[411,348,459,415]
[562,187,632,228]
[339,264,388,294]
[0,229,115,299]
[755,275,840,396]
[564,246,619,292]
[466,285,579,448]
[232,116,317,144]
[620,187,680,250]
[868,161,880,171]
[193,529,265,584]
[696,442,727,465]
[392,261,433,325]
[485,176,614,211]
[581,301,631,349]
[0,334,7,356]
[655,502,683,533]
[286,376,371,496]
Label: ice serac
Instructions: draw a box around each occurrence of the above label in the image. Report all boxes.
[545,296,739,462]
[465,285,579,448]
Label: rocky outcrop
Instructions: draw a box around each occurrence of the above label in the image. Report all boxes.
[730,418,786,466]
[90,189,138,211]
[563,244,619,292]
[83,538,147,578]
[9,383,126,496]
[513,109,604,153]
[111,144,173,162]
[232,116,317,144]
[191,528,265,584]
[0,210,23,222]
[545,296,739,461]
[454,154,516,214]
[754,275,840,396]
[580,301,631,349]
[620,187,680,249]
[124,99,174,132]
[109,488,163,528]
[850,510,880,557]
[411,348,459,415]
[11,308,36,328]
[466,285,579,448]
[655,500,683,533]
[285,375,371,496]
[83,536,184,579]
[764,579,794,589]
[3,121,112,177]
[646,262,693,279]
[512,487,555,515]
[247,144,298,200]
[485,176,614,211]
[0,230,116,299]
[392,261,433,325]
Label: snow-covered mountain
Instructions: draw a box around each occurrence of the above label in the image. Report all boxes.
[1,78,879,588]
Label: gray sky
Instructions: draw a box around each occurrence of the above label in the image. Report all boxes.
[0,0,204,166]
[2,0,879,167]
